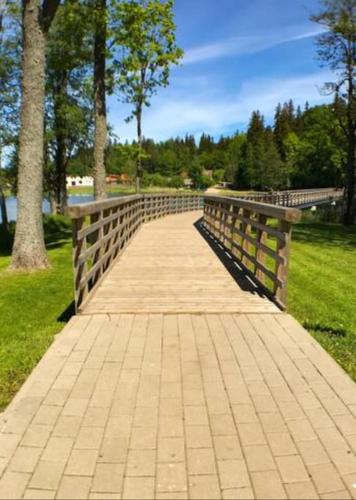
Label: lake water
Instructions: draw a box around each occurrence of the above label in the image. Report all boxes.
[0,194,122,223]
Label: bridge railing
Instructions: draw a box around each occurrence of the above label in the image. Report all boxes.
[203,195,302,308]
[239,187,344,207]
[67,193,203,310]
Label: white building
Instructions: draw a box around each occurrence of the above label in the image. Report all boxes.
[66,176,94,187]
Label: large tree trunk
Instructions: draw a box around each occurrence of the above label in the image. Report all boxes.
[11,0,60,270]
[93,0,107,200]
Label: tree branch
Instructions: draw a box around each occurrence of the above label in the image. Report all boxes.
[41,0,61,33]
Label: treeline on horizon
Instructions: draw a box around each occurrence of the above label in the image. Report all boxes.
[68,99,345,192]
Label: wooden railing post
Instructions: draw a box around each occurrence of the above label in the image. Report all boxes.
[202,195,301,309]
[255,214,267,284]
[72,216,88,311]
[274,219,291,307]
[241,208,252,269]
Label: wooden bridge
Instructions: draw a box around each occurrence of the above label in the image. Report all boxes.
[1,192,356,500]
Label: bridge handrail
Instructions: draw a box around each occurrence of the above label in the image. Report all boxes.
[238,188,343,207]
[67,193,203,310]
[202,195,302,309]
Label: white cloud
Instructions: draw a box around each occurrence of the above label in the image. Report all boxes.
[109,70,333,142]
[183,26,324,65]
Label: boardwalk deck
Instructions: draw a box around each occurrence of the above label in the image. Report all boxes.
[82,212,279,315]
[1,211,356,499]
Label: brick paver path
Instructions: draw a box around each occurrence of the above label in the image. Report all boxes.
[1,214,356,499]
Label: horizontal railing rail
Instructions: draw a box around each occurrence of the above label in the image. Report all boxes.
[238,187,344,208]
[202,195,302,309]
[67,193,203,310]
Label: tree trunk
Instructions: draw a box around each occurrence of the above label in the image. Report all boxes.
[0,147,9,233]
[11,0,49,269]
[343,128,356,225]
[343,61,356,225]
[93,0,107,200]
[136,104,142,193]
[53,77,68,215]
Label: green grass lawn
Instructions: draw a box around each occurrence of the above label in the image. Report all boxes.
[288,219,356,380]
[0,217,73,410]
[67,184,200,196]
[0,210,355,410]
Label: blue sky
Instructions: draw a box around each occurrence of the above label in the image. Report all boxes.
[108,0,333,142]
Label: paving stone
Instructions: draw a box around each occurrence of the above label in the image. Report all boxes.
[66,449,98,476]
[188,474,221,499]
[9,446,42,473]
[82,407,109,428]
[213,435,242,460]
[218,459,250,489]
[92,463,125,493]
[75,427,104,450]
[24,489,56,499]
[297,439,331,466]
[126,449,156,477]
[275,454,309,483]
[0,433,21,459]
[210,414,236,436]
[21,424,52,447]
[53,415,82,438]
[184,406,209,426]
[157,462,187,492]
[0,471,30,499]
[42,437,73,463]
[222,487,254,499]
[57,476,91,499]
[123,477,155,499]
[158,437,185,462]
[285,481,319,499]
[251,470,287,499]
[29,460,65,490]
[238,423,266,446]
[308,462,345,494]
[244,445,276,472]
[185,426,212,449]
[187,448,216,475]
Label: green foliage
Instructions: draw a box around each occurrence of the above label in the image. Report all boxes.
[44,0,94,197]
[113,0,183,117]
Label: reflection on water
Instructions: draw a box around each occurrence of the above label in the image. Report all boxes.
[0,194,122,223]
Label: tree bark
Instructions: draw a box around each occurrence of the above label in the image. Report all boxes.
[0,147,9,233]
[343,48,356,225]
[11,0,60,270]
[53,76,68,215]
[0,186,9,233]
[93,0,107,200]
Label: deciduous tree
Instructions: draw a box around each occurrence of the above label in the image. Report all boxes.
[311,0,356,224]
[113,0,183,192]
[11,0,61,270]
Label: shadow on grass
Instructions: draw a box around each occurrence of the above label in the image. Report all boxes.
[58,301,76,323]
[303,320,347,338]
[0,215,72,257]
[293,222,356,250]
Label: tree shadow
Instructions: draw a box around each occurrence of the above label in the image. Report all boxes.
[193,217,279,306]
[57,301,75,323]
[0,216,72,257]
[292,222,356,250]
